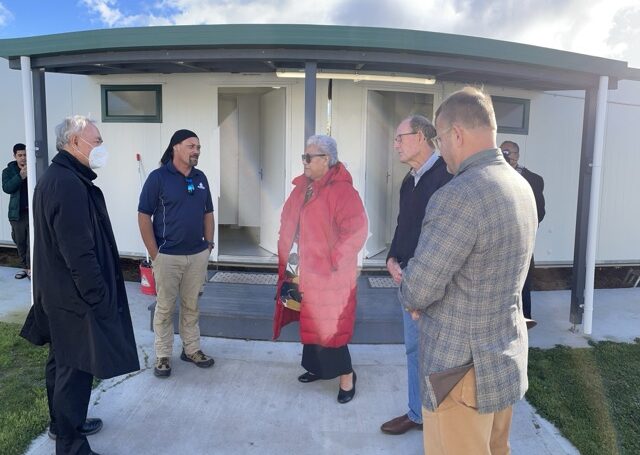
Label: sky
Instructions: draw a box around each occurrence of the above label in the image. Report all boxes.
[0,0,639,67]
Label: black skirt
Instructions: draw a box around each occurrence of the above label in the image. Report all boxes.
[301,344,352,379]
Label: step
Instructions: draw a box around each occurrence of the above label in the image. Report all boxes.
[148,273,404,344]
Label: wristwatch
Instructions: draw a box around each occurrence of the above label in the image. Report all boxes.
[207,241,215,248]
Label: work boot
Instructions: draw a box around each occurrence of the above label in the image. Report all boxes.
[180,349,215,368]
[154,357,171,377]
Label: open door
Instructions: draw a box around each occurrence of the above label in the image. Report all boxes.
[364,90,391,258]
[259,88,286,254]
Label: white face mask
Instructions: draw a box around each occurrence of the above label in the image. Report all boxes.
[88,144,108,169]
[78,137,108,169]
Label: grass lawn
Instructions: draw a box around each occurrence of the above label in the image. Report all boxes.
[527,339,640,455]
[0,321,49,455]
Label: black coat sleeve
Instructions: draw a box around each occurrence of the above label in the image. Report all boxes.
[523,169,545,223]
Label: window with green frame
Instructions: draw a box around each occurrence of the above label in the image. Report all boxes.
[493,96,530,135]
[101,85,162,123]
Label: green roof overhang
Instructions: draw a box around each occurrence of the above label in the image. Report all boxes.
[1,24,637,91]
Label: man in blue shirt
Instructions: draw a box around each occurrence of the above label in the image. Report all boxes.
[381,115,452,435]
[138,129,215,377]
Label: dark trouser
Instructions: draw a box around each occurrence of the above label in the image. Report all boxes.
[522,257,535,319]
[46,346,94,455]
[10,210,30,269]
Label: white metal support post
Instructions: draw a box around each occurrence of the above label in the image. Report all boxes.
[583,75,609,335]
[20,56,36,306]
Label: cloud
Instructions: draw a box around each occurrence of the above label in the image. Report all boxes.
[0,1,14,27]
[153,0,345,25]
[78,0,640,68]
[608,4,640,66]
[80,0,169,27]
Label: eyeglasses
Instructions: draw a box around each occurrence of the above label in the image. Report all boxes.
[431,127,452,149]
[301,153,327,164]
[185,177,195,195]
[394,132,418,143]
[79,136,104,147]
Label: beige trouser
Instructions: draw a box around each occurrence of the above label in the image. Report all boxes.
[152,249,209,358]
[422,367,513,455]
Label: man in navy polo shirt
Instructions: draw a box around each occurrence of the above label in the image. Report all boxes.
[138,129,215,377]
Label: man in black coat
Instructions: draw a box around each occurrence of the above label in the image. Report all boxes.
[20,115,140,455]
[501,140,546,319]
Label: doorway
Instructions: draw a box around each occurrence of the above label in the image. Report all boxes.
[217,87,287,263]
[363,90,435,263]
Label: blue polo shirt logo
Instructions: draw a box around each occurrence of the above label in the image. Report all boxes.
[197,182,206,190]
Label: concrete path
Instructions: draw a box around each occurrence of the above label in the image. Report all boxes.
[2,265,638,454]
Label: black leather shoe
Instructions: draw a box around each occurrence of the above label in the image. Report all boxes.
[298,371,321,383]
[48,418,103,440]
[337,371,357,404]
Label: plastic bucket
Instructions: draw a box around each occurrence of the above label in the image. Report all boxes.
[140,260,156,295]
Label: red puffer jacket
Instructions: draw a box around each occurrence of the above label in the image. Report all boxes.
[273,163,368,347]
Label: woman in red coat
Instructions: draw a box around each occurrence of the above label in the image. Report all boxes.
[273,134,368,403]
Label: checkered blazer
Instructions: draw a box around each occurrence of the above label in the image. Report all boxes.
[400,149,537,414]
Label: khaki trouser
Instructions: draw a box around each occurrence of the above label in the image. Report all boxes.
[152,249,209,358]
[422,367,513,455]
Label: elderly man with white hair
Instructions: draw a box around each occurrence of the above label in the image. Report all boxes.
[20,115,139,455]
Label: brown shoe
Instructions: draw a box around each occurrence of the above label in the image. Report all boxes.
[380,414,423,435]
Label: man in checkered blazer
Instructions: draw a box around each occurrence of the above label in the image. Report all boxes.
[400,87,537,455]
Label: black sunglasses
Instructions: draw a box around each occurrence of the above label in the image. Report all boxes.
[185,177,195,195]
[301,153,328,164]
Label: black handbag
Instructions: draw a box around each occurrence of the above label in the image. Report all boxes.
[280,269,302,311]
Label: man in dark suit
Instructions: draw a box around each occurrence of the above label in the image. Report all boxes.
[21,115,140,455]
[501,140,545,319]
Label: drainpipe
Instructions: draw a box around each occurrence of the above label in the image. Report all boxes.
[583,75,609,335]
[20,56,36,305]
[326,78,333,136]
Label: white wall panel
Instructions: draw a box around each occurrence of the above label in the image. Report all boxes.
[598,95,640,262]
[520,91,584,264]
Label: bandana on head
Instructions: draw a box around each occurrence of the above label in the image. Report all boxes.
[160,129,198,165]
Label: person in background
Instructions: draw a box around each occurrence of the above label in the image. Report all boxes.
[273,134,367,404]
[20,115,140,455]
[2,143,30,279]
[501,140,545,319]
